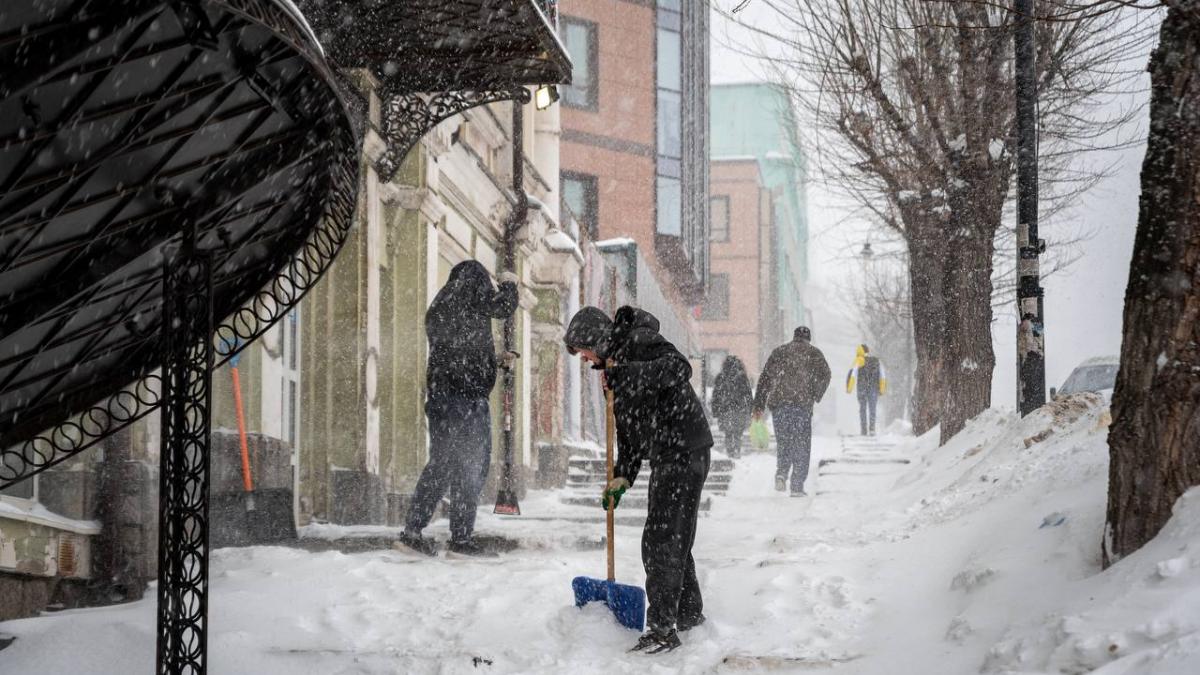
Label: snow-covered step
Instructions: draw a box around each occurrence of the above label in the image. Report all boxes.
[814,437,909,496]
[567,457,736,474]
[558,495,715,511]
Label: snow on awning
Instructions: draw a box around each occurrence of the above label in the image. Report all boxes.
[295,0,572,93]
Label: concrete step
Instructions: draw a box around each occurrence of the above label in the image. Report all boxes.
[559,495,713,511]
[568,458,735,474]
[567,473,733,486]
[818,458,911,467]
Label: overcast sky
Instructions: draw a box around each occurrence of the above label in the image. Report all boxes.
[709,1,1155,409]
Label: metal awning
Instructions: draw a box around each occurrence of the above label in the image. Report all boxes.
[0,0,359,481]
[296,0,572,93]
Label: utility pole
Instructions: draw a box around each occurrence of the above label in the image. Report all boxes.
[1015,0,1046,416]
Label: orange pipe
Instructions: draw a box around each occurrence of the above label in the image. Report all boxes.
[231,366,253,492]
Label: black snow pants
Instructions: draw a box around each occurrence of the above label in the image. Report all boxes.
[643,444,711,634]
[405,396,492,542]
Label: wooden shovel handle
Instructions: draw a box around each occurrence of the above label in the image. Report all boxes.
[606,387,615,582]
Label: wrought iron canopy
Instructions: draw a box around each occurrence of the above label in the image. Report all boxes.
[0,0,359,483]
[295,0,572,94]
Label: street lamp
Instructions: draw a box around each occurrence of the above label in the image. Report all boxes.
[535,84,559,110]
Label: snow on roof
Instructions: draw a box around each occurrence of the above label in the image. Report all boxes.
[596,237,636,249]
[544,229,583,260]
[1079,355,1120,367]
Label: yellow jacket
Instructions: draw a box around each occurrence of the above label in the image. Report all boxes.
[846,345,887,395]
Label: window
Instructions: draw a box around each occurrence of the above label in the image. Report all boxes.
[280,309,301,451]
[561,172,599,238]
[655,8,683,237]
[657,176,682,236]
[653,0,711,290]
[710,196,730,241]
[561,18,598,110]
[701,274,730,320]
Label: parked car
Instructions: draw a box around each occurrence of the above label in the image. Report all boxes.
[1052,355,1120,399]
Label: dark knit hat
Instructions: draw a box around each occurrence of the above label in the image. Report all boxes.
[564,306,613,357]
[794,326,812,342]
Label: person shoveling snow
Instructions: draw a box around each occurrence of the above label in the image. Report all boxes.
[399,261,518,558]
[565,306,714,654]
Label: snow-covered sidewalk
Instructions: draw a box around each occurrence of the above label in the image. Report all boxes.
[5,395,1200,674]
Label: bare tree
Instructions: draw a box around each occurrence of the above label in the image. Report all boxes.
[722,0,1149,443]
[1104,0,1200,566]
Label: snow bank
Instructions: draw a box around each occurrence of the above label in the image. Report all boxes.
[850,393,1200,675]
[5,396,1200,674]
[983,486,1200,675]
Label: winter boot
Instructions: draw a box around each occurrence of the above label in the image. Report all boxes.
[790,489,808,498]
[397,530,437,557]
[774,476,786,492]
[630,629,681,654]
[677,614,707,632]
[447,538,500,558]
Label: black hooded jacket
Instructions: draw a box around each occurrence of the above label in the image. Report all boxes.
[425,261,518,404]
[602,307,713,485]
[711,356,754,432]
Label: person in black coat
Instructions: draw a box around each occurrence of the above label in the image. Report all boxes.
[711,356,754,458]
[564,305,713,654]
[400,261,518,557]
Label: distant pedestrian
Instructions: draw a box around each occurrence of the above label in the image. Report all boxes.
[565,305,713,654]
[400,261,518,558]
[711,356,754,458]
[846,344,886,436]
[753,326,831,497]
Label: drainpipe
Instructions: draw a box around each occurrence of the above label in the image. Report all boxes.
[495,93,528,515]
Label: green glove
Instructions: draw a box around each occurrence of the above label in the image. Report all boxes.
[601,477,630,510]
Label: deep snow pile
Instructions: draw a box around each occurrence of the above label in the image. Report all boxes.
[3,395,1200,674]
[853,393,1200,675]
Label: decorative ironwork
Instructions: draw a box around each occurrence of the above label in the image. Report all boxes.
[212,126,359,365]
[294,0,570,95]
[0,377,163,487]
[155,235,215,675]
[376,88,533,181]
[0,0,360,491]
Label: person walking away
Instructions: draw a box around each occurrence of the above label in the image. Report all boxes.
[564,306,713,654]
[752,326,831,496]
[846,344,886,436]
[399,261,518,558]
[711,356,754,458]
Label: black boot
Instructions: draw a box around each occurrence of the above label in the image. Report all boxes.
[397,530,437,557]
[677,614,707,632]
[447,538,500,558]
[630,629,681,654]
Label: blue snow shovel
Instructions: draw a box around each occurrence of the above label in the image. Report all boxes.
[572,388,646,631]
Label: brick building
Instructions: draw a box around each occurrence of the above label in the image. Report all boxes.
[557,0,711,350]
[700,83,809,390]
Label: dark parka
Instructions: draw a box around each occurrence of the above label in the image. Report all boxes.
[425,261,518,405]
[752,336,832,413]
[711,356,754,434]
[564,306,713,485]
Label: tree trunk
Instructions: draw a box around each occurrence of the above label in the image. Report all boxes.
[1104,3,1200,567]
[938,227,997,443]
[908,227,948,436]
